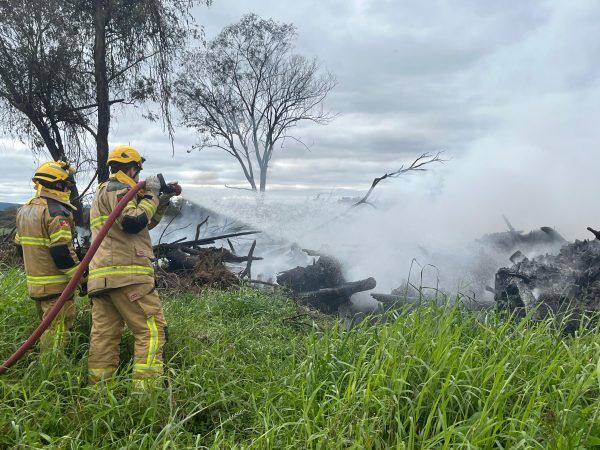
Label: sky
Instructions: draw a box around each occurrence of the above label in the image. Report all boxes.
[2,0,600,240]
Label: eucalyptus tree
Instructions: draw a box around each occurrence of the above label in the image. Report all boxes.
[0,0,93,164]
[0,0,96,221]
[0,0,210,185]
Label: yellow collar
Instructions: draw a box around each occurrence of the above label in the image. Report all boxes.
[110,171,145,196]
[35,184,76,210]
[110,171,137,188]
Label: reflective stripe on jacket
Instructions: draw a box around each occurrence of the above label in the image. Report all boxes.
[88,172,165,294]
[15,194,80,299]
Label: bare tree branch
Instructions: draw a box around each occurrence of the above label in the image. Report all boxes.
[240,240,257,279]
[194,216,209,241]
[353,152,447,207]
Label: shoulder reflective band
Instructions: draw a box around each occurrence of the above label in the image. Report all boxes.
[19,235,51,247]
[88,265,154,280]
[90,215,109,231]
[26,274,69,285]
[49,229,72,243]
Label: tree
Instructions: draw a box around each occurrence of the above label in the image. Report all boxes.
[0,0,98,222]
[175,14,336,192]
[0,0,208,186]
[0,0,95,165]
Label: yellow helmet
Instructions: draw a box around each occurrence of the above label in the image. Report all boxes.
[107,145,145,169]
[32,160,75,186]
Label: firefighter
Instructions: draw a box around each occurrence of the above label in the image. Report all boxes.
[15,161,81,352]
[87,145,178,389]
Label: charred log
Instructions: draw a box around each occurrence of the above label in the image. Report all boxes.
[298,278,376,313]
[165,248,197,272]
[277,255,345,293]
[277,252,376,314]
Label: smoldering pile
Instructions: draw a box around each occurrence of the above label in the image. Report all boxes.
[154,228,261,291]
[368,222,568,310]
[494,236,600,331]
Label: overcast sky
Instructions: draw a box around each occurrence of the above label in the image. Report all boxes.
[2,0,600,238]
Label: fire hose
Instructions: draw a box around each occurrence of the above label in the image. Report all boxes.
[0,176,180,375]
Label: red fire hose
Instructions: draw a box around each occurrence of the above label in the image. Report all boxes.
[0,180,146,375]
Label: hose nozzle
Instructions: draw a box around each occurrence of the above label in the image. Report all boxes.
[157,173,182,196]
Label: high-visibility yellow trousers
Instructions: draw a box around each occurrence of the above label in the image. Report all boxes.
[88,283,167,388]
[36,298,75,352]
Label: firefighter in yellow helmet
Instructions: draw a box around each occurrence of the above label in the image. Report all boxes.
[87,145,180,389]
[15,161,81,352]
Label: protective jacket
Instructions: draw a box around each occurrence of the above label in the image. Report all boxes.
[88,171,167,294]
[15,190,80,299]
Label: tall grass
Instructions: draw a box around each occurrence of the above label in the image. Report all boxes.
[0,265,599,448]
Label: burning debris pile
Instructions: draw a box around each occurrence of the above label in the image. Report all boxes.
[370,222,570,312]
[494,235,600,330]
[153,218,262,290]
[276,250,376,314]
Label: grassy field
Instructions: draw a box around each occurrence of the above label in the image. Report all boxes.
[0,266,599,449]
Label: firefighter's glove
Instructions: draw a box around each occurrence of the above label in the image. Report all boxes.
[158,192,174,208]
[144,176,161,197]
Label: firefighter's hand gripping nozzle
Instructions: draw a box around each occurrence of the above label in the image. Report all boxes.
[157,173,182,196]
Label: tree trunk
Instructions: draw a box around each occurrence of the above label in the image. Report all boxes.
[259,164,267,192]
[93,0,110,183]
[65,178,84,227]
[245,170,257,191]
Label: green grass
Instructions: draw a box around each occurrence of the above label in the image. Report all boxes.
[0,266,599,449]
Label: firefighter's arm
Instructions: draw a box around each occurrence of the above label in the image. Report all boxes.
[118,190,160,234]
[46,212,80,277]
[148,193,174,230]
[13,234,23,258]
